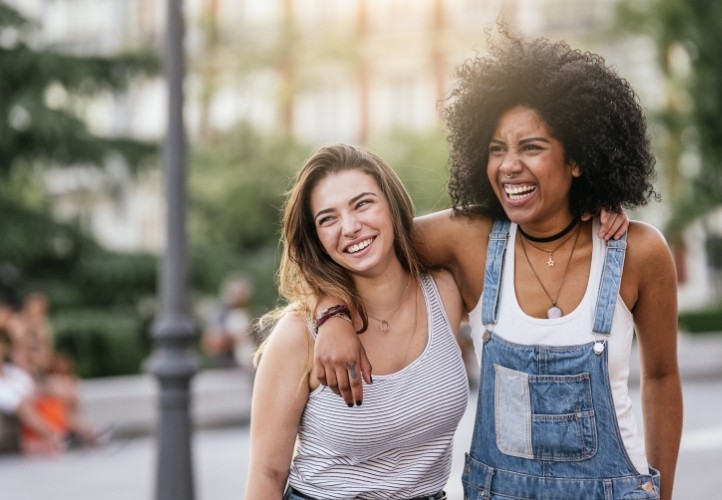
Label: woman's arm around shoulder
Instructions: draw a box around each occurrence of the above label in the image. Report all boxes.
[625,221,682,500]
[415,210,492,311]
[244,312,313,500]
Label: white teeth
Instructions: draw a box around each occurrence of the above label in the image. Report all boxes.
[347,238,372,253]
[505,184,535,200]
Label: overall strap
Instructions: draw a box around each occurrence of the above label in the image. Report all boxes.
[481,219,511,326]
[592,233,628,335]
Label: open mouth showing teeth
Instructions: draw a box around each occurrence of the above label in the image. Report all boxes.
[346,238,373,254]
[505,184,536,201]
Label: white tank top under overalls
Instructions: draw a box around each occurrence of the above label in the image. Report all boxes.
[465,220,659,500]
[288,274,469,500]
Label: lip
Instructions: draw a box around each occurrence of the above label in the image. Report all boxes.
[344,236,375,255]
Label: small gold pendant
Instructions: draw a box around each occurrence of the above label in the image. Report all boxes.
[547,253,555,267]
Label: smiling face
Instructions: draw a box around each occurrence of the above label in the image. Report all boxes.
[310,169,397,278]
[487,106,581,231]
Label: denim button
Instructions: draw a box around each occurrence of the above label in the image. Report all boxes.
[482,330,492,342]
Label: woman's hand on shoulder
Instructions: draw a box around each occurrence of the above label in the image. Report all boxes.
[581,207,629,241]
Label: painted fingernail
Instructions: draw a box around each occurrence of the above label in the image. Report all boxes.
[347,402,353,407]
[355,400,362,406]
[370,375,373,383]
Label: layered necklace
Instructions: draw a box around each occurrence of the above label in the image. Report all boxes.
[517,219,579,267]
[367,275,411,333]
[519,221,581,319]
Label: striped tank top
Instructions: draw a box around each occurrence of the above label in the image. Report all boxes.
[287,274,469,499]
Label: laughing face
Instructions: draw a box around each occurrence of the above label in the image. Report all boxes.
[486,106,581,232]
[310,169,397,278]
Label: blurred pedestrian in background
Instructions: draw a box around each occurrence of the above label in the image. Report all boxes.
[0,294,105,455]
[201,274,255,370]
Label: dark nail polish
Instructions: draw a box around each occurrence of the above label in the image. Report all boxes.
[347,402,353,407]
[355,400,362,406]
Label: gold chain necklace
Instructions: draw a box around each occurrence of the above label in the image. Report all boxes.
[367,275,411,333]
[520,224,581,319]
[519,225,578,268]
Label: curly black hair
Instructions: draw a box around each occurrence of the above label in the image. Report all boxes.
[444,31,659,219]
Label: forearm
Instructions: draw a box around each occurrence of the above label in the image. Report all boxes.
[244,466,286,500]
[641,371,683,500]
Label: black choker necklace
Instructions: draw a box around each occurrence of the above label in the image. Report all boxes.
[518,218,579,243]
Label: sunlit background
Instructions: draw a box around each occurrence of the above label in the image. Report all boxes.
[1,0,720,376]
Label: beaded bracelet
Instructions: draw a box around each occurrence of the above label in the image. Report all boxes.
[314,304,352,333]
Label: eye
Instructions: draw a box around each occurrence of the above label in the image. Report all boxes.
[355,198,373,209]
[488,144,505,155]
[522,143,543,152]
[316,215,334,227]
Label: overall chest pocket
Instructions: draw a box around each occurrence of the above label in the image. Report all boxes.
[494,364,597,461]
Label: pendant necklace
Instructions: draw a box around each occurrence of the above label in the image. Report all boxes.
[367,275,411,333]
[520,224,581,319]
[518,224,578,267]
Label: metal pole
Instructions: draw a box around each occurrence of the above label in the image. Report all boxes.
[147,1,198,499]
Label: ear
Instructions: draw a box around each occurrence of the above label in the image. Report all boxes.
[570,160,582,178]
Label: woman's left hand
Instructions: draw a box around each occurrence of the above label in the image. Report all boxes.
[582,207,629,241]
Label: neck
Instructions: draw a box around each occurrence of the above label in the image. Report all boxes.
[356,266,410,316]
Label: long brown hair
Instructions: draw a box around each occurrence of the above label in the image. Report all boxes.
[279,143,426,332]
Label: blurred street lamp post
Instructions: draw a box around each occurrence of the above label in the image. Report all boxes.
[146,1,199,500]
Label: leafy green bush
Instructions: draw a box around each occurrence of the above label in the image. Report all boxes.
[52,308,148,378]
[678,305,722,334]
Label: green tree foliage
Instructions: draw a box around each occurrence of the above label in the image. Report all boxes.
[189,123,309,253]
[0,2,158,176]
[368,127,450,216]
[0,2,162,376]
[616,0,722,237]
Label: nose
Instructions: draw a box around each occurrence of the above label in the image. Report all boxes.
[341,213,361,238]
[499,152,522,177]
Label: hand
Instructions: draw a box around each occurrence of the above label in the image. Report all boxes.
[582,207,629,241]
[314,316,372,406]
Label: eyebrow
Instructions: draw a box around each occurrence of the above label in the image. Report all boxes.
[490,136,551,145]
[314,191,377,221]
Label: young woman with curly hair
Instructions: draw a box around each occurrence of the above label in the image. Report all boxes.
[314,32,681,500]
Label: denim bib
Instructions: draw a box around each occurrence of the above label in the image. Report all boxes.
[462,220,661,500]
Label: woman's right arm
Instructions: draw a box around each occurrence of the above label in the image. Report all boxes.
[244,313,312,499]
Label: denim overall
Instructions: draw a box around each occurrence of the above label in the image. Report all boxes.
[462,220,661,500]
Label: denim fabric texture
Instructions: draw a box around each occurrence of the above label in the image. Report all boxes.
[463,220,660,500]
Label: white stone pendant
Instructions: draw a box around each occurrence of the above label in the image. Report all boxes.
[547,306,563,319]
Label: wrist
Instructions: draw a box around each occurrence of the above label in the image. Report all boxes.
[314,304,352,333]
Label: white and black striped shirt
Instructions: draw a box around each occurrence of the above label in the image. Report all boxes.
[288,274,469,499]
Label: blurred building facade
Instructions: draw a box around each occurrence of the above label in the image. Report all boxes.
[8,0,718,310]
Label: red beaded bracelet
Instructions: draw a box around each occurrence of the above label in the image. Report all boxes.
[314,304,352,333]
